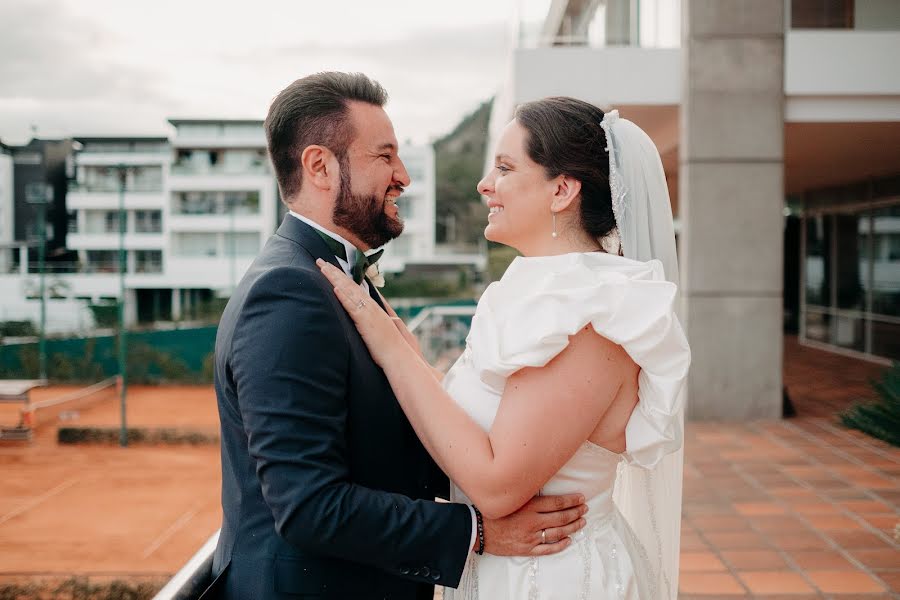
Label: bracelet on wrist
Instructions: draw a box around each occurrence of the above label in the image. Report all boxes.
[472,505,485,555]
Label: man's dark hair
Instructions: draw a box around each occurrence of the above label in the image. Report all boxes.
[265,72,388,201]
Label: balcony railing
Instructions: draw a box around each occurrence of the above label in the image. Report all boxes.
[517,0,682,49]
[68,182,164,193]
[170,163,269,176]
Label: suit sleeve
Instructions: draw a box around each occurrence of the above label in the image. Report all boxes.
[231,266,472,588]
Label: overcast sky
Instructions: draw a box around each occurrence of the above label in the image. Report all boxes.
[0,0,517,146]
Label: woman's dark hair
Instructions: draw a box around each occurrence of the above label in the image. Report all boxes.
[265,72,388,201]
[514,97,616,240]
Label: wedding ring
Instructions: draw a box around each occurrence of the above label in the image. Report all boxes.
[356,299,367,309]
[541,529,547,544]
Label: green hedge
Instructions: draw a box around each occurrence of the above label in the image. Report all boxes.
[58,427,219,446]
[0,327,217,384]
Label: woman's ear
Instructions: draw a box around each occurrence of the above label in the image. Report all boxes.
[300,145,339,191]
[550,175,581,213]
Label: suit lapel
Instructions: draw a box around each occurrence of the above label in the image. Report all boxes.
[367,281,387,312]
[275,214,343,272]
[276,214,389,322]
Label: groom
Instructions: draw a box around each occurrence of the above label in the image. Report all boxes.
[206,72,586,599]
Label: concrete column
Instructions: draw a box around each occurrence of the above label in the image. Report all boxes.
[680,0,785,420]
[124,289,138,326]
[172,287,182,320]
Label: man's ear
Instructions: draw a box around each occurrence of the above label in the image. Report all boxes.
[550,175,581,213]
[300,145,338,191]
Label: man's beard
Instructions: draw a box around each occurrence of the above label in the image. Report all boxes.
[332,158,404,249]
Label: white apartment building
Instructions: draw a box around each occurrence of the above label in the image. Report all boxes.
[166,119,278,318]
[493,0,900,419]
[383,144,437,273]
[65,136,169,324]
[0,120,453,328]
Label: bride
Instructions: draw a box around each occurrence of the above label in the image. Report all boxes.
[317,97,691,599]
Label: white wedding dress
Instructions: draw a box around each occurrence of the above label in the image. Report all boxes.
[442,251,691,600]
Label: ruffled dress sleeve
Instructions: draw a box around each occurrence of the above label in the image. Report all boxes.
[466,253,691,469]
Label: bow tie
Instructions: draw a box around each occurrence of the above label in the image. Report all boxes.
[315,230,384,284]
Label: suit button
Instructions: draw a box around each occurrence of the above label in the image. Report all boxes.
[412,568,421,576]
[421,567,431,578]
[399,566,410,575]
[431,570,441,581]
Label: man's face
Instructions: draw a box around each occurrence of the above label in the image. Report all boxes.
[332,101,411,249]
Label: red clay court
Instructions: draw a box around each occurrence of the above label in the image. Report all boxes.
[1,338,898,598]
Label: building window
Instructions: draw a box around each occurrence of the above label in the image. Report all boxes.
[173,191,217,214]
[85,250,119,273]
[792,0,854,28]
[801,179,900,361]
[104,211,121,233]
[134,250,163,273]
[135,210,162,233]
[173,233,219,257]
[67,211,78,233]
[223,232,261,256]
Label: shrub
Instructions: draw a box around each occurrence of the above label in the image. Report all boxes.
[841,362,900,447]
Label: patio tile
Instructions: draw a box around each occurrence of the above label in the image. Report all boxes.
[752,516,814,533]
[806,570,886,593]
[791,502,841,516]
[679,572,747,595]
[827,530,895,550]
[691,515,754,532]
[803,515,863,530]
[879,571,900,592]
[735,503,788,516]
[858,514,898,532]
[737,571,815,595]
[705,531,771,550]
[681,551,728,572]
[840,500,894,514]
[681,532,711,551]
[787,550,855,570]
[769,532,828,551]
[848,548,900,570]
[722,550,790,570]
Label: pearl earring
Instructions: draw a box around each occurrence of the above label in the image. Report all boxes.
[551,212,558,238]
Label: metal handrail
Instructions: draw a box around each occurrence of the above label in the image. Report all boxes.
[152,531,219,600]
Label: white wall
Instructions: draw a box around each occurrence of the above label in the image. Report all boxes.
[513,46,681,105]
[785,31,900,96]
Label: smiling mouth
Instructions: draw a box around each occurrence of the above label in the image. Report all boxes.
[489,206,504,214]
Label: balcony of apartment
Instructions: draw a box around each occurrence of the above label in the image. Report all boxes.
[167,191,266,232]
[67,210,164,250]
[169,119,266,149]
[168,149,272,193]
[67,166,166,210]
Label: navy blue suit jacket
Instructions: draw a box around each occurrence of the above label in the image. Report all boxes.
[207,215,471,599]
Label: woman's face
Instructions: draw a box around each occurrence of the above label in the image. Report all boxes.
[477,120,557,253]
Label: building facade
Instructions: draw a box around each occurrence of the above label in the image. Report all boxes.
[490,0,900,419]
[0,121,454,328]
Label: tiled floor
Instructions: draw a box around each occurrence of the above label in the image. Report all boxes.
[680,337,899,598]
